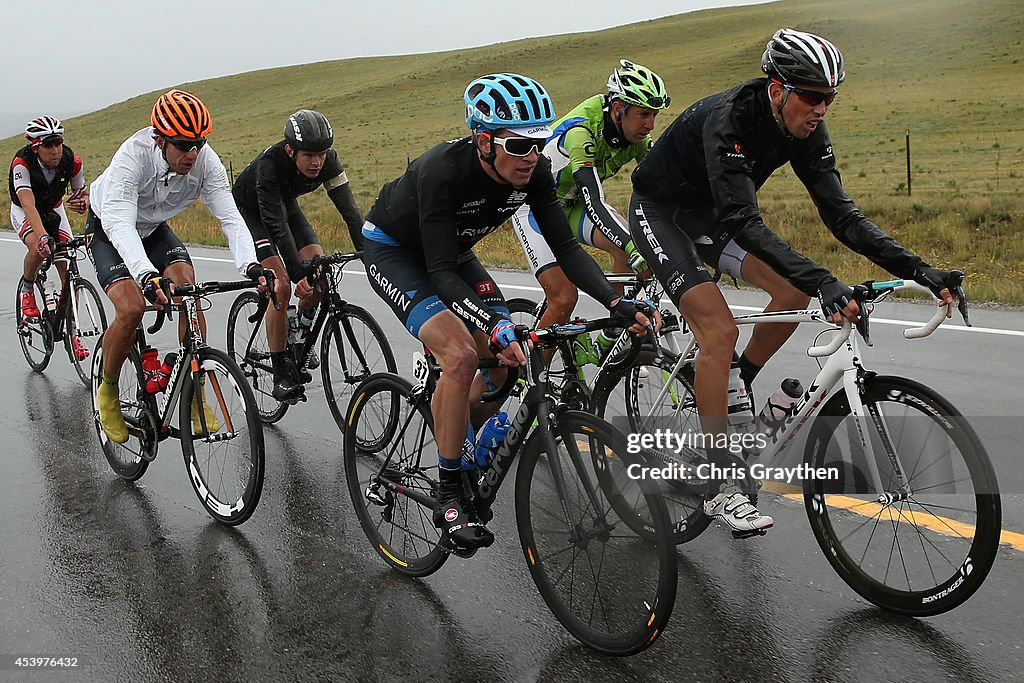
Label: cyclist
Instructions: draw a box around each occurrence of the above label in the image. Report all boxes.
[9,116,91,358]
[362,73,655,551]
[628,28,961,536]
[232,109,365,402]
[510,60,670,363]
[88,89,275,444]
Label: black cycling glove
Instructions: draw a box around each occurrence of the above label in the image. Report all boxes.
[817,277,855,318]
[913,266,963,299]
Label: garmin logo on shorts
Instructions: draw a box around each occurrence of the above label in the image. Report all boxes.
[368,263,410,312]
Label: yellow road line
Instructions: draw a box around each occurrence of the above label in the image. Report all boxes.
[763,482,1024,552]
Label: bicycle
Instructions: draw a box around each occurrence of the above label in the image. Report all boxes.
[16,235,107,386]
[591,278,1001,616]
[90,277,269,525]
[343,317,677,656]
[226,251,396,426]
[506,272,679,410]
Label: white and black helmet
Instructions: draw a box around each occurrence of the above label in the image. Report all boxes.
[25,116,64,143]
[284,109,333,152]
[761,28,845,88]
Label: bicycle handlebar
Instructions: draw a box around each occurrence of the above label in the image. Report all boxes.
[147,278,268,335]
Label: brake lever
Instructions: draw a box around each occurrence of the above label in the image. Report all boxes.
[161,279,174,322]
[955,285,971,327]
[853,284,872,347]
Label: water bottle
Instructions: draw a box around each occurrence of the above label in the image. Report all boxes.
[43,279,59,313]
[287,305,300,346]
[756,378,804,436]
[157,352,178,391]
[460,423,477,471]
[475,412,511,469]
[298,306,315,338]
[141,346,161,393]
[726,356,754,432]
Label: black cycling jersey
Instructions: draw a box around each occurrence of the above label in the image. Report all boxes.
[632,78,924,295]
[232,141,363,279]
[365,137,617,333]
[9,144,79,210]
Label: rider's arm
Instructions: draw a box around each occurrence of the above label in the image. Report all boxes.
[703,110,833,296]
[794,137,925,280]
[67,155,88,213]
[322,154,364,250]
[252,156,304,280]
[562,125,632,251]
[14,188,47,242]
[199,148,259,275]
[530,175,618,307]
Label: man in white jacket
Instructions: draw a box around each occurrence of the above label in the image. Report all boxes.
[88,88,274,443]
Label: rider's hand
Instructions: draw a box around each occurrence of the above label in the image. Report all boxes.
[609,298,661,336]
[489,319,526,367]
[294,276,315,300]
[138,271,172,310]
[818,277,860,325]
[66,189,88,214]
[913,266,962,317]
[36,234,52,258]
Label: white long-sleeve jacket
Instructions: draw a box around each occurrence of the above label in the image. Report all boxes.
[90,128,256,280]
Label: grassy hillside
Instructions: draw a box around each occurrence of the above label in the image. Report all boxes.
[4,0,1023,301]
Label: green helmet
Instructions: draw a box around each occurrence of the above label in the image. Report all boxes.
[606,59,670,109]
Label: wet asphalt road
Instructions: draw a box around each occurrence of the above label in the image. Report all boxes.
[0,236,1022,682]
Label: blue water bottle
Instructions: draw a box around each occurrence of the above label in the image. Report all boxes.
[475,412,511,469]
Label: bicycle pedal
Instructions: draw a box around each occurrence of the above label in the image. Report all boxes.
[731,528,769,540]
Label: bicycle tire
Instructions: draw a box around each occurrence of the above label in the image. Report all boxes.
[16,276,54,372]
[803,374,1001,616]
[515,410,677,655]
[91,335,154,480]
[226,291,288,424]
[322,303,397,444]
[179,347,266,525]
[592,348,711,543]
[66,278,107,387]
[344,373,448,578]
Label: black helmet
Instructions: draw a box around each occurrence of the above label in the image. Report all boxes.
[284,109,333,152]
[761,28,845,88]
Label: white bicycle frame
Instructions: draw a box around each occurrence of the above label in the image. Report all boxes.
[636,280,954,496]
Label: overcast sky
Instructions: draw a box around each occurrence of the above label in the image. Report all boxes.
[0,0,772,135]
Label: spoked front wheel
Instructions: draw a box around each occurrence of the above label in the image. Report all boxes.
[803,375,1001,616]
[179,347,266,525]
[16,276,54,372]
[343,373,447,577]
[91,335,155,480]
[66,278,107,386]
[516,410,677,655]
[226,291,288,424]
[322,303,397,442]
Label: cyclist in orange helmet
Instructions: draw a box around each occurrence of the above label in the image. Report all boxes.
[88,89,277,444]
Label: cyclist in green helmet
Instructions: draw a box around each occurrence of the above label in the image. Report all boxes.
[510,60,670,363]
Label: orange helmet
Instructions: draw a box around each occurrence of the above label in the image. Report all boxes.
[151,89,212,139]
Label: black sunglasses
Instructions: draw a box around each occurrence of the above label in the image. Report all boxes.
[165,137,207,153]
[493,136,545,157]
[781,82,837,107]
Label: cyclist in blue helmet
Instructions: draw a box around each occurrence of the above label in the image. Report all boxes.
[361,73,656,551]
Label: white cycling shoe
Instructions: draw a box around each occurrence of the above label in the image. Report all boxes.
[703,486,773,538]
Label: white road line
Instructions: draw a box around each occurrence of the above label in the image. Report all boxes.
[4,235,1021,337]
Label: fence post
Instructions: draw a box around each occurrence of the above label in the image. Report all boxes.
[905,130,911,197]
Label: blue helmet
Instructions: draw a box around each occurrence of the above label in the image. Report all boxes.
[464,73,555,132]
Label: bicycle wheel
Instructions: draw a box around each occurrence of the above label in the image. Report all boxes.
[592,349,711,543]
[322,303,397,443]
[344,373,448,577]
[515,410,677,655]
[91,335,154,480]
[16,276,54,371]
[507,297,541,326]
[226,291,288,424]
[66,278,107,387]
[803,375,1001,616]
[179,347,265,525]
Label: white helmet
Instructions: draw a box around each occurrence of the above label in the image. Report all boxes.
[25,116,64,144]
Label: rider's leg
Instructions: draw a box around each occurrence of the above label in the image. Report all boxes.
[98,279,147,443]
[736,251,811,382]
[258,254,304,399]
